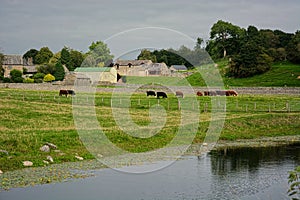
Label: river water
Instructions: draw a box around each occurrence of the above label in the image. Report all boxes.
[1,144,299,200]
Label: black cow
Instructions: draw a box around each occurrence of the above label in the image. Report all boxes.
[59,89,75,97]
[146,90,156,96]
[67,90,76,96]
[156,92,167,99]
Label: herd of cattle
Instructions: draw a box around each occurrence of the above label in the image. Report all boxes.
[147,90,238,98]
[59,89,238,98]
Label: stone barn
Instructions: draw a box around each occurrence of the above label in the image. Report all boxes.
[2,55,36,77]
[114,60,171,76]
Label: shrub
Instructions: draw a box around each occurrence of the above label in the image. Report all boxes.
[3,77,11,83]
[34,78,43,83]
[43,74,55,82]
[23,78,34,83]
[33,72,45,80]
[10,69,23,83]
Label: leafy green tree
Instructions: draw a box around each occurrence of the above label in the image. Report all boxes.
[84,41,114,67]
[37,63,56,75]
[35,47,53,64]
[10,69,24,83]
[287,31,300,64]
[209,20,243,58]
[69,50,84,70]
[138,49,157,62]
[228,26,273,78]
[23,49,39,64]
[49,52,61,65]
[53,61,65,81]
[43,74,55,82]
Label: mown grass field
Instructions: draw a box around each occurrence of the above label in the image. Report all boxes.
[126,61,300,87]
[0,88,299,172]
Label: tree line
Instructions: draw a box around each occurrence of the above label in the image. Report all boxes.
[137,20,300,78]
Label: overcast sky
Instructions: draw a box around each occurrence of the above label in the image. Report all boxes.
[0,0,299,57]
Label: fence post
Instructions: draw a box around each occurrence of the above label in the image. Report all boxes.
[268,104,271,112]
[254,102,257,111]
[246,104,248,112]
[286,102,289,112]
[168,100,170,110]
[138,98,141,105]
[178,100,181,110]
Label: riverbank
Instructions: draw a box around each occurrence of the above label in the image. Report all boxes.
[1,135,300,191]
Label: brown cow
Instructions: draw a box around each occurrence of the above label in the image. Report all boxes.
[175,91,184,98]
[226,90,238,96]
[196,91,203,96]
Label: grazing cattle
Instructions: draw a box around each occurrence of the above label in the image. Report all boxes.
[226,90,238,96]
[175,91,184,98]
[146,90,156,97]
[216,90,226,96]
[156,92,168,99]
[67,90,76,96]
[204,91,217,96]
[196,91,203,96]
[59,89,75,97]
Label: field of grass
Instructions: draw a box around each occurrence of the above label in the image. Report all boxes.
[126,61,300,87]
[0,89,299,172]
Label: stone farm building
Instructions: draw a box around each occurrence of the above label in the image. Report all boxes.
[169,65,188,72]
[74,67,118,84]
[2,55,37,77]
[114,60,171,76]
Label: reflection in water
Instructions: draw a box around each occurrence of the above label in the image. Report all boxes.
[1,144,300,200]
[210,143,300,176]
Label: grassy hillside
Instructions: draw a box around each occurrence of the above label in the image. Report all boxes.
[187,61,300,87]
[126,61,300,87]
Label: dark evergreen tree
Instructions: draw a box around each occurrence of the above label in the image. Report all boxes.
[53,61,65,81]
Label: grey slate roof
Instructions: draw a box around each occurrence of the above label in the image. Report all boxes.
[3,55,23,65]
[171,65,187,71]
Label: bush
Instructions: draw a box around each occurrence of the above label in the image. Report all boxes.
[23,78,34,83]
[10,69,23,83]
[43,74,55,82]
[14,77,24,83]
[34,78,43,83]
[33,72,45,80]
[3,77,11,83]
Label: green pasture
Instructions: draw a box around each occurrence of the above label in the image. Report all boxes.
[0,89,299,172]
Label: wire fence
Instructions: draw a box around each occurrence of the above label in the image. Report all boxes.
[1,90,299,113]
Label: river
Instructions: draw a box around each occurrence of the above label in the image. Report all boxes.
[1,144,299,200]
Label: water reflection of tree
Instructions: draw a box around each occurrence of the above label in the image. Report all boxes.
[209,144,300,176]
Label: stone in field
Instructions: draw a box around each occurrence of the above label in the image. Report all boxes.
[47,156,54,163]
[0,169,3,174]
[23,161,33,167]
[40,145,50,152]
[45,142,57,149]
[75,156,84,161]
